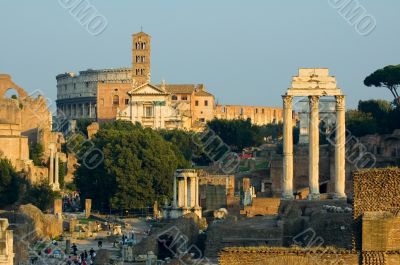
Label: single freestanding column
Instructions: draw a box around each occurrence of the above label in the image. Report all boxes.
[54,152,60,190]
[308,96,320,200]
[49,145,54,185]
[173,173,177,207]
[195,176,199,207]
[334,95,347,199]
[282,95,294,199]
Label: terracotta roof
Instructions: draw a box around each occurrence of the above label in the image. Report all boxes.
[133,31,151,37]
[162,84,195,94]
[194,90,213,97]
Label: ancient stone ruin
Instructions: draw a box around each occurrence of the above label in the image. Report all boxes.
[281,68,346,200]
[0,219,13,265]
[0,74,65,187]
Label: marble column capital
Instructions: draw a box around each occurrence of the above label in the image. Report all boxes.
[335,95,345,110]
[308,95,320,109]
[282,95,293,108]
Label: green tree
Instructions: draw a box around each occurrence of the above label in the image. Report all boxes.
[29,143,44,166]
[259,123,283,142]
[23,179,61,211]
[364,65,400,106]
[74,121,186,211]
[58,161,66,189]
[76,118,94,137]
[357,99,393,134]
[159,129,209,166]
[207,118,262,151]
[346,110,378,137]
[0,159,20,207]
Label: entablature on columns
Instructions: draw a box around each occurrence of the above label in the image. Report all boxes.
[284,68,344,97]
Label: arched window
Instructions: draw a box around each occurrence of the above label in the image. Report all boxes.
[172,95,177,100]
[113,95,119,105]
[4,88,19,99]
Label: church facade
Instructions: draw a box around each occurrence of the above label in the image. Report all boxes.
[56,31,283,130]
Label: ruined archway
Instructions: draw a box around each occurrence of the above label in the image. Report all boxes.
[0,74,28,99]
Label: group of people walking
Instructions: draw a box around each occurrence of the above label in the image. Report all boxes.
[67,244,96,265]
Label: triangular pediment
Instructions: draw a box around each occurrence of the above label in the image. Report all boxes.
[128,83,168,95]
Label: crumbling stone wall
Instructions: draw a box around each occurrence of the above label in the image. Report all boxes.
[205,217,283,258]
[123,213,200,261]
[279,200,353,249]
[353,168,400,218]
[353,168,400,250]
[0,204,62,264]
[219,247,359,265]
[241,198,281,217]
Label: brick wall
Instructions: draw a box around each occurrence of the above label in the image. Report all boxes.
[219,248,359,265]
[241,198,281,217]
[353,168,400,250]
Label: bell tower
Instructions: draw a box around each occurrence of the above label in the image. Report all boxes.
[132,31,151,86]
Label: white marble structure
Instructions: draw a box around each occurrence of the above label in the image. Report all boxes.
[282,68,346,200]
[168,169,202,219]
[48,143,60,191]
[117,83,189,129]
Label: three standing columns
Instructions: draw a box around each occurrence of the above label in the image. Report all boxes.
[281,94,347,200]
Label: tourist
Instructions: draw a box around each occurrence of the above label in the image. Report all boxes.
[71,243,78,255]
[98,240,102,248]
[89,248,95,259]
[84,250,88,260]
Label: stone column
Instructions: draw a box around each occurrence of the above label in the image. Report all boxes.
[173,174,177,207]
[282,95,294,199]
[189,177,196,208]
[183,176,188,207]
[54,198,62,216]
[54,152,60,190]
[308,96,320,200]
[195,176,199,207]
[334,95,347,199]
[178,177,185,207]
[49,145,54,185]
[85,199,92,218]
[89,102,92,118]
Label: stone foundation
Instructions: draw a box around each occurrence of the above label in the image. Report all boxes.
[219,247,358,265]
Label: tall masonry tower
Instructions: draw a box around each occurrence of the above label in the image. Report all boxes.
[132,31,151,86]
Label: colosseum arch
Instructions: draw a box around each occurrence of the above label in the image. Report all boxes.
[0,74,28,99]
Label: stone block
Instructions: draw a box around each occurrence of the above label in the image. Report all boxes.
[85,199,92,218]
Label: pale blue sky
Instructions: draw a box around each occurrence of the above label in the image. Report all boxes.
[0,0,399,110]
